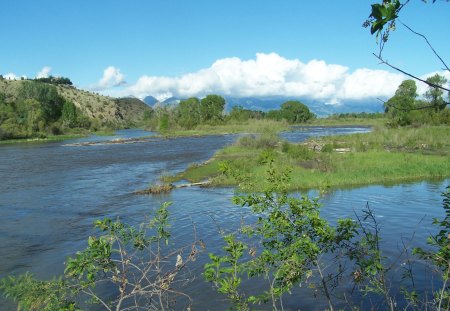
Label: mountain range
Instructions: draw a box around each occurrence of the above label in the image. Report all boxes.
[142,94,384,117]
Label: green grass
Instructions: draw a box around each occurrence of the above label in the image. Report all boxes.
[308,117,387,127]
[157,119,290,137]
[0,134,87,145]
[167,125,450,191]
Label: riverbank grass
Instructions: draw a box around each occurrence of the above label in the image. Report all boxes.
[157,119,290,137]
[167,125,450,191]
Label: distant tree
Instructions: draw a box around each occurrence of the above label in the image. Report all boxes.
[18,81,64,123]
[425,74,448,112]
[158,112,169,131]
[176,97,201,128]
[280,100,314,123]
[143,109,153,121]
[384,79,417,126]
[265,109,283,121]
[384,79,417,113]
[35,76,73,86]
[61,101,78,128]
[200,95,225,122]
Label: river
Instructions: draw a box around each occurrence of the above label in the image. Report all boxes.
[0,128,448,310]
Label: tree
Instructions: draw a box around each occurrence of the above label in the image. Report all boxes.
[425,74,448,112]
[0,203,199,310]
[18,81,64,123]
[199,94,225,122]
[384,79,417,125]
[280,100,314,123]
[176,97,201,129]
[61,101,78,128]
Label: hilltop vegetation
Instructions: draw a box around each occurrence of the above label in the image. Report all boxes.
[0,78,151,140]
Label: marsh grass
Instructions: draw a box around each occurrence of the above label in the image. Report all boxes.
[159,119,290,137]
[308,117,387,127]
[168,125,450,191]
[0,134,87,145]
[134,183,174,195]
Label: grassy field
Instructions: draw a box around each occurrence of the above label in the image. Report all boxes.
[157,119,290,137]
[165,125,450,191]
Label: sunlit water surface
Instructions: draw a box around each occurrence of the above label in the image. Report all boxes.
[0,127,447,310]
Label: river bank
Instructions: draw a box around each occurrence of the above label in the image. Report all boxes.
[164,125,450,191]
[0,127,448,310]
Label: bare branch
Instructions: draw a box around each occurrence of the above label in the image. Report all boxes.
[399,20,450,72]
[374,53,450,93]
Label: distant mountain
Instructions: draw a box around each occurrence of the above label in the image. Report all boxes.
[141,94,384,117]
[224,96,384,117]
[161,97,182,105]
[143,95,158,106]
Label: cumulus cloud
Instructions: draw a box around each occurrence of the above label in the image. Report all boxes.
[94,66,126,90]
[4,73,19,80]
[124,53,409,105]
[36,66,52,79]
[3,73,27,80]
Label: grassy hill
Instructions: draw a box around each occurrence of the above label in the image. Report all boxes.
[0,78,152,140]
[0,79,151,125]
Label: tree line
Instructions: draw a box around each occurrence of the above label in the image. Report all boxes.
[384,74,449,127]
[143,95,315,131]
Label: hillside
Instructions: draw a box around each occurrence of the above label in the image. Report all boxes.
[0,78,153,140]
[0,79,151,125]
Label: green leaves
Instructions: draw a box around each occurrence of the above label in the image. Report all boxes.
[0,273,78,311]
[205,162,356,308]
[368,0,400,36]
[1,202,195,310]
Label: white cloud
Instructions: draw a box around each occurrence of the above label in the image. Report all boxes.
[4,73,18,80]
[36,66,52,79]
[94,66,126,90]
[124,53,410,104]
[336,68,404,101]
[3,73,27,80]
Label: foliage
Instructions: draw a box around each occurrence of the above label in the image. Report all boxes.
[0,273,78,311]
[384,79,418,126]
[18,81,65,123]
[0,80,94,140]
[265,100,315,124]
[143,95,315,133]
[384,78,450,127]
[364,0,401,42]
[228,105,265,122]
[280,100,315,123]
[204,162,358,309]
[169,125,450,191]
[200,94,226,122]
[425,74,448,112]
[175,97,201,129]
[62,101,79,128]
[413,187,450,309]
[327,112,384,120]
[0,203,199,310]
[35,76,73,86]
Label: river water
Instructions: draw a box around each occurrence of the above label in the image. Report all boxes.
[0,128,448,310]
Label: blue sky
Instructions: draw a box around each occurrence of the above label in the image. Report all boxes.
[1,0,449,105]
